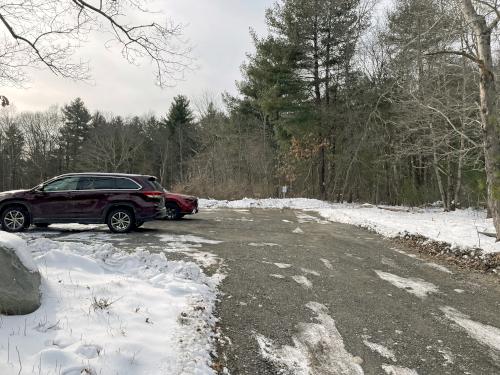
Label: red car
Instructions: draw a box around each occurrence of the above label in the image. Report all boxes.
[163,191,199,220]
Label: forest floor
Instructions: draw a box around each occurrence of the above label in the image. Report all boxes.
[1,202,500,374]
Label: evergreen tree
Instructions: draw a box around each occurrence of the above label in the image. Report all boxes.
[59,98,91,171]
[162,95,195,184]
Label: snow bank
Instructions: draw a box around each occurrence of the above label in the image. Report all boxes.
[0,231,38,272]
[0,235,220,375]
[200,198,500,254]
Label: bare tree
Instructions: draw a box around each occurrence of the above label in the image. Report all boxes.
[0,0,191,90]
[460,0,499,238]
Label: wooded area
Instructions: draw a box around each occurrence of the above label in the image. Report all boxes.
[1,0,499,225]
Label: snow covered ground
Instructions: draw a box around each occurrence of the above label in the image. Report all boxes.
[201,198,500,254]
[0,231,221,375]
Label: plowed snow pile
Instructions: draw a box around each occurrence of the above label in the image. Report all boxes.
[0,232,220,375]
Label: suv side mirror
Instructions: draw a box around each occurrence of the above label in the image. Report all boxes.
[34,184,45,193]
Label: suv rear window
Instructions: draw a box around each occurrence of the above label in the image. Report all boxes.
[116,178,141,190]
[148,180,165,191]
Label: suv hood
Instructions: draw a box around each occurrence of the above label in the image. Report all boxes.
[0,189,29,198]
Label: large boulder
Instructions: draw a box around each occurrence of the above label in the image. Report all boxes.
[0,235,41,315]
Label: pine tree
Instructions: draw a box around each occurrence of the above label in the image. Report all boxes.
[59,97,91,171]
[163,95,195,184]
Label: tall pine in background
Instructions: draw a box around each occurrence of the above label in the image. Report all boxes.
[59,98,91,172]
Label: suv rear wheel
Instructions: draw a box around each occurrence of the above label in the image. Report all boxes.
[107,208,134,233]
[1,206,29,232]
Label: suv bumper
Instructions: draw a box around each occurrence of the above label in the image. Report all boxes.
[137,206,166,221]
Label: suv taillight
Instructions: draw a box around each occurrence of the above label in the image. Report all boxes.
[142,191,165,207]
[142,191,164,198]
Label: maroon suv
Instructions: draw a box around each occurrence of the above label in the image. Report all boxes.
[0,173,166,233]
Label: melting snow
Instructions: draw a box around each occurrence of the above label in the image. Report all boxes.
[300,268,320,276]
[424,262,452,274]
[320,258,333,270]
[293,227,304,234]
[363,338,396,362]
[375,270,439,299]
[382,365,419,375]
[248,242,279,247]
[256,302,364,375]
[270,274,286,279]
[441,306,500,353]
[158,234,222,245]
[274,263,292,269]
[292,275,313,289]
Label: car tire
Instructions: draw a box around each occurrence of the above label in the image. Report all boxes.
[165,203,182,220]
[107,208,134,233]
[1,206,30,232]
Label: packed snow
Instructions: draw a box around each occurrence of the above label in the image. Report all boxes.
[375,270,439,299]
[362,338,396,362]
[0,233,221,375]
[256,301,364,375]
[291,275,313,289]
[441,306,500,354]
[320,258,334,270]
[200,198,500,254]
[382,365,419,375]
[423,262,452,274]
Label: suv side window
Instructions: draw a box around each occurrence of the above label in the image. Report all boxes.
[44,177,80,192]
[116,178,140,190]
[93,177,116,190]
[77,177,94,190]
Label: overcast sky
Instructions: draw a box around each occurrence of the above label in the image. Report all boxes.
[3,0,272,116]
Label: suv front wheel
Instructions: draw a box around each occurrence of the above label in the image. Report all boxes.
[1,206,30,232]
[107,208,134,233]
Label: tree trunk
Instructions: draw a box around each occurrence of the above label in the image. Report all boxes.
[461,0,500,239]
[429,122,449,211]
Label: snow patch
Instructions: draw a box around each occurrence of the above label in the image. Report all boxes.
[248,242,279,247]
[256,301,364,375]
[363,338,396,361]
[158,234,222,245]
[382,365,419,375]
[375,270,439,299]
[300,268,320,277]
[424,262,452,274]
[270,274,286,279]
[441,306,500,353]
[320,258,333,270]
[274,263,292,269]
[293,227,304,234]
[292,275,313,289]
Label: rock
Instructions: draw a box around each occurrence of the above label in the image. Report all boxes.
[0,244,41,315]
